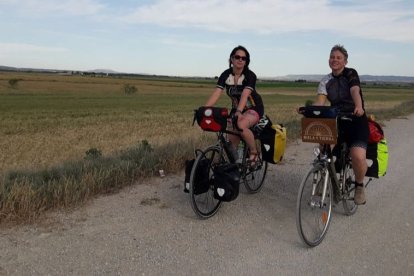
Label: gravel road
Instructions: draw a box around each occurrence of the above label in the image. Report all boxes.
[1,114,413,275]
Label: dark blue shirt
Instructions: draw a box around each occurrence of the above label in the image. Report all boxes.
[317,67,365,111]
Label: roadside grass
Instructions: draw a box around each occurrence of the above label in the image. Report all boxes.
[0,72,413,223]
[0,138,206,222]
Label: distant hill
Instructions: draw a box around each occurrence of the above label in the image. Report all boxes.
[85,69,119,74]
[273,74,414,83]
[0,65,71,73]
[0,65,17,71]
[1,65,413,83]
[0,65,120,74]
[359,75,414,83]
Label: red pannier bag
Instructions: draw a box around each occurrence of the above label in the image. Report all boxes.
[368,117,384,144]
[195,106,228,132]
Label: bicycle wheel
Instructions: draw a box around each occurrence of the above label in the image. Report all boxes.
[296,165,333,247]
[342,163,358,215]
[189,146,223,219]
[243,139,268,193]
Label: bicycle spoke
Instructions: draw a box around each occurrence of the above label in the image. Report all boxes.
[342,163,358,215]
[243,139,268,193]
[296,167,332,247]
[190,146,222,219]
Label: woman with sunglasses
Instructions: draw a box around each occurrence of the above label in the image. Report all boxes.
[205,45,264,167]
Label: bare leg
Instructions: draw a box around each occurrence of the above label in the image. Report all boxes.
[236,111,259,160]
[350,146,367,184]
[228,133,240,152]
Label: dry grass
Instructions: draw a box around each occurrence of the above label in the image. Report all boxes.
[0,117,205,172]
[1,72,413,174]
[1,72,413,173]
[0,72,216,173]
[0,71,413,222]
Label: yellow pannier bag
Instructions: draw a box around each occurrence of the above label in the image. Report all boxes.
[259,123,287,164]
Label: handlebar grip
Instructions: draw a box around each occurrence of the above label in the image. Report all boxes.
[231,115,243,132]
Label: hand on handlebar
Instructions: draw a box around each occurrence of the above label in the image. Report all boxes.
[353,106,365,117]
[231,113,243,132]
[297,106,306,114]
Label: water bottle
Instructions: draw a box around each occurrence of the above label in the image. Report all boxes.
[237,142,244,163]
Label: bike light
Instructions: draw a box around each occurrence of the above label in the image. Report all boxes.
[204,108,212,117]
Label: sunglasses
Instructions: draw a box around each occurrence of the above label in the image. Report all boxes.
[233,55,247,61]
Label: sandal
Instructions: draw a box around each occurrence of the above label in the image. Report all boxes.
[247,151,258,169]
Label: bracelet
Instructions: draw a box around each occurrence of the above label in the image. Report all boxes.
[236,109,242,114]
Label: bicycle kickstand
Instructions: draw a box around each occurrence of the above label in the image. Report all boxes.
[365,178,373,188]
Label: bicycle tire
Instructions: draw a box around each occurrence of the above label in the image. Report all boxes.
[296,165,333,247]
[342,162,358,215]
[189,146,223,219]
[243,139,268,193]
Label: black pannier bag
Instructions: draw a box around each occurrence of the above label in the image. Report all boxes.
[183,158,211,194]
[194,106,228,132]
[212,163,241,202]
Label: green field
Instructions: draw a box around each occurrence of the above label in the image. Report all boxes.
[1,71,413,222]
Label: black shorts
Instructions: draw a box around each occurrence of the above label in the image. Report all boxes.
[337,114,369,149]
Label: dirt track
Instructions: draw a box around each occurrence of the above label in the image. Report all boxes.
[1,114,413,275]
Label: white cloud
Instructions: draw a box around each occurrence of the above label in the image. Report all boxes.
[0,0,105,16]
[4,0,412,42]
[123,0,414,43]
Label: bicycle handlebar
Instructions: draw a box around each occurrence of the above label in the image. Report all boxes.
[230,114,243,132]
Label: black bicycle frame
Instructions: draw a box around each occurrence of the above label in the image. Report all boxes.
[218,133,238,164]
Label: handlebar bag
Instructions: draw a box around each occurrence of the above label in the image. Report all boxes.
[300,106,339,118]
[195,106,228,132]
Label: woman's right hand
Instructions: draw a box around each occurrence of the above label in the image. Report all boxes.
[231,113,243,132]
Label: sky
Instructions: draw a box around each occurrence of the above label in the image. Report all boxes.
[1,0,414,77]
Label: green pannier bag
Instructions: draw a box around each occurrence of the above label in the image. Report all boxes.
[366,138,388,178]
